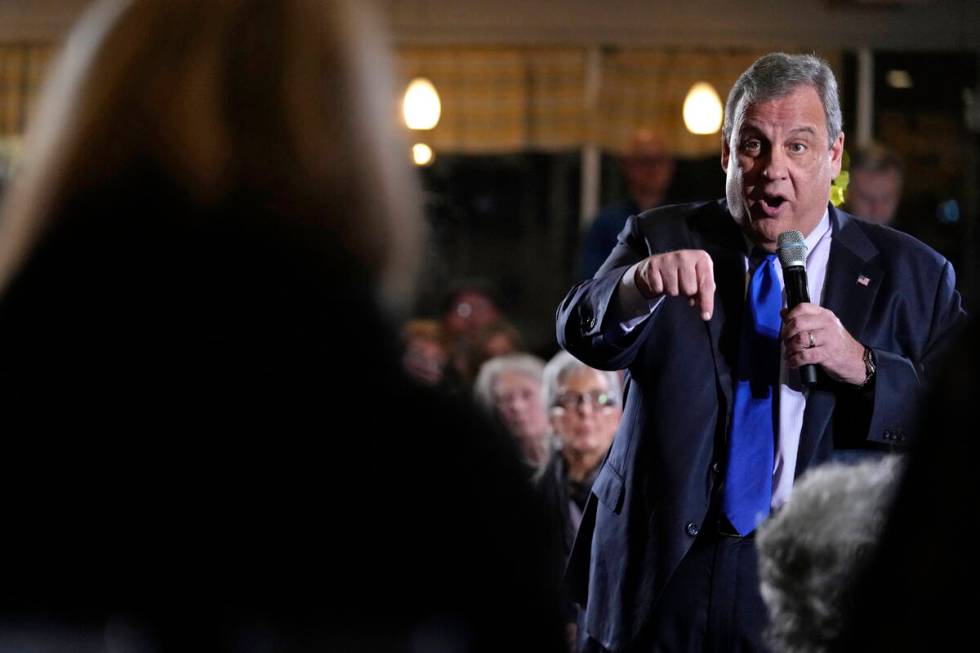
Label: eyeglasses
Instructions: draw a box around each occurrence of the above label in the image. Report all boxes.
[555,390,617,411]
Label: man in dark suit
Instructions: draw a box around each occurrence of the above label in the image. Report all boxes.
[556,52,965,653]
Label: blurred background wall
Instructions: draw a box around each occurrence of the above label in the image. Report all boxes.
[1,0,978,360]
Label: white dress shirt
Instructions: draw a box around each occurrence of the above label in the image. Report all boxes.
[615,211,832,509]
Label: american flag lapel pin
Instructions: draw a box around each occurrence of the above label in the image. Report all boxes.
[857,275,871,287]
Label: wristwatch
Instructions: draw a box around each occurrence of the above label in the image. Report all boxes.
[858,346,876,388]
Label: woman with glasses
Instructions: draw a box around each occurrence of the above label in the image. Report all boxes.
[538,351,624,562]
[537,351,623,645]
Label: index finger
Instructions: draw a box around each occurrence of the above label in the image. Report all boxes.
[784,302,820,318]
[695,255,715,320]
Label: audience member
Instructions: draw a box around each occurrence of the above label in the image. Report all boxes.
[401,318,449,386]
[835,316,975,652]
[844,142,904,226]
[757,323,974,653]
[441,280,504,341]
[755,455,903,653]
[0,2,566,651]
[463,318,526,385]
[579,128,675,279]
[439,280,506,390]
[845,142,965,272]
[474,353,553,471]
[537,351,622,562]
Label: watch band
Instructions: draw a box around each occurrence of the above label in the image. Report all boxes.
[858,346,876,388]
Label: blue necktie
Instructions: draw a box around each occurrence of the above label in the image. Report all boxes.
[723,251,781,536]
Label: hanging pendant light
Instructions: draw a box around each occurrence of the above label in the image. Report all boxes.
[412,142,435,166]
[682,82,723,135]
[403,77,441,130]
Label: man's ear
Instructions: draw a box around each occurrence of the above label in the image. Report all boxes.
[721,137,731,172]
[830,132,845,177]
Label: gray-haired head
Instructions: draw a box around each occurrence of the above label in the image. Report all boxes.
[756,455,904,653]
[723,53,843,149]
[473,353,546,411]
[542,350,622,415]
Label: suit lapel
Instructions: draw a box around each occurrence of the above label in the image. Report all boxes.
[795,207,883,476]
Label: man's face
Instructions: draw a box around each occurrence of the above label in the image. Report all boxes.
[722,84,844,251]
[623,158,673,205]
[620,132,675,210]
[847,168,902,225]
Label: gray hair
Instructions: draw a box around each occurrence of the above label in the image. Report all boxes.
[473,353,546,410]
[756,455,904,653]
[723,53,842,149]
[542,350,622,414]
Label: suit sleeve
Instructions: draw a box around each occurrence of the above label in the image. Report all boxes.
[864,259,966,446]
[556,215,661,371]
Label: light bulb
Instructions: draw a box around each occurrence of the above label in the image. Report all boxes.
[682,82,723,135]
[412,143,435,166]
[403,78,441,130]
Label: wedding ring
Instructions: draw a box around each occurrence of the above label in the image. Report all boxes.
[807,331,816,349]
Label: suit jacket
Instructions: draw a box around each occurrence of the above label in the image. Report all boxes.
[555,200,965,651]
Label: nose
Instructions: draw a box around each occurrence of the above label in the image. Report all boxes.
[574,398,596,416]
[503,395,525,413]
[761,146,788,181]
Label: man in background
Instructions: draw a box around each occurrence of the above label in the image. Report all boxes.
[579,128,675,279]
[845,141,904,226]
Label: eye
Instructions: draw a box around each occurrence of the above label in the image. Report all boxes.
[788,142,807,154]
[740,138,762,154]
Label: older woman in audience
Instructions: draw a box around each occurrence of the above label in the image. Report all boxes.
[474,353,553,470]
[537,351,623,561]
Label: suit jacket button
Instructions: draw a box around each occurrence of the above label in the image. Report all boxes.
[711,461,721,474]
[585,315,596,329]
[685,521,699,537]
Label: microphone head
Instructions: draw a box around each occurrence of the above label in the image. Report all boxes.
[777,230,807,269]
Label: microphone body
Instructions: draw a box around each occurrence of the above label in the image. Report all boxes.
[777,231,818,386]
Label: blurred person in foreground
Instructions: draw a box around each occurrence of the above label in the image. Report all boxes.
[0,1,566,652]
[757,323,980,653]
[755,455,903,653]
[843,142,903,226]
[579,128,676,280]
[474,353,553,471]
[835,315,979,652]
[556,52,965,652]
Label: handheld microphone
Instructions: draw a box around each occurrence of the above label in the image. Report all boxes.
[777,231,817,386]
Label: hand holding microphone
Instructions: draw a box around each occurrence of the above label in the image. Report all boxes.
[777,231,818,385]
[777,230,868,387]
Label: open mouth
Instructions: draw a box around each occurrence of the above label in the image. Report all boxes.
[756,194,787,216]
